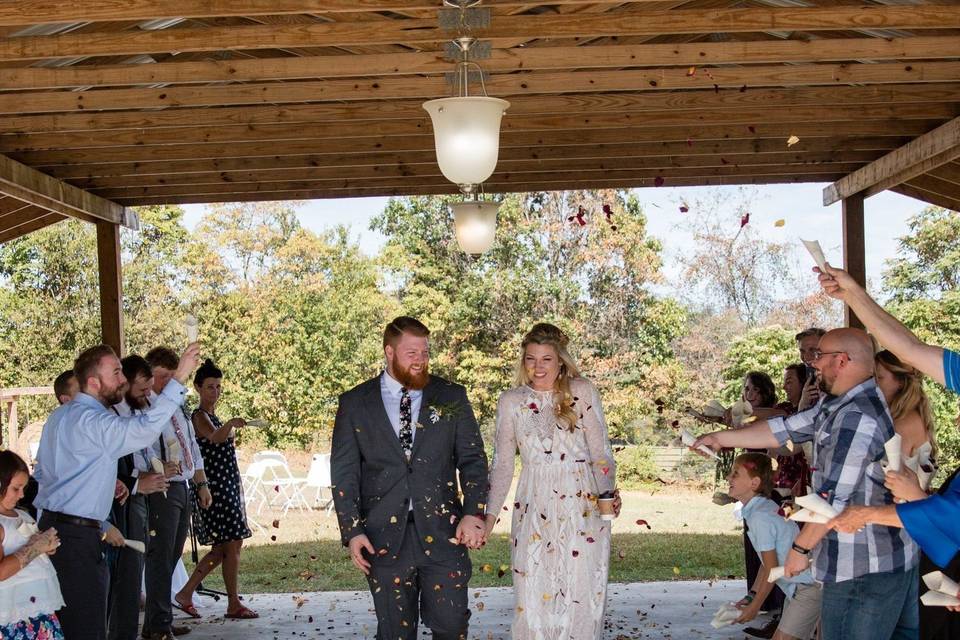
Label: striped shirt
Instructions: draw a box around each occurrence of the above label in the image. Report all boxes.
[768,377,918,583]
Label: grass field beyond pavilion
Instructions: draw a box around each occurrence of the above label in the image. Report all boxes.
[185,488,745,593]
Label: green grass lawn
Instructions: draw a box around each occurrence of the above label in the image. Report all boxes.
[187,532,744,593]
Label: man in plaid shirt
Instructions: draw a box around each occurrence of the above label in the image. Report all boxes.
[695,328,919,640]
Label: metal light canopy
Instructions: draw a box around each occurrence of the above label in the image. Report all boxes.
[423,35,509,192]
[450,200,499,256]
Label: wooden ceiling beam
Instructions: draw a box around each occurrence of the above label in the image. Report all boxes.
[5,83,957,135]
[0,210,63,244]
[2,7,957,62]
[110,172,850,206]
[0,0,641,27]
[0,153,134,227]
[4,35,959,91]
[13,119,937,168]
[892,182,960,212]
[4,60,960,116]
[5,103,949,153]
[46,136,909,182]
[824,116,960,204]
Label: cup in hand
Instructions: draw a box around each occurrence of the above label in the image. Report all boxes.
[597,492,616,521]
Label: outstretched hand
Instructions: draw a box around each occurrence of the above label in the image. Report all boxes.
[690,433,723,459]
[456,514,487,550]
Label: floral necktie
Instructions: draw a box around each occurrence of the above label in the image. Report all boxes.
[399,388,413,460]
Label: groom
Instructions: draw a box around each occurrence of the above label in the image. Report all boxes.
[332,316,489,639]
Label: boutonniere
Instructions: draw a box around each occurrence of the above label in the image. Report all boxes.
[428,402,461,424]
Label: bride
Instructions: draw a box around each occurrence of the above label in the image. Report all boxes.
[484,322,620,639]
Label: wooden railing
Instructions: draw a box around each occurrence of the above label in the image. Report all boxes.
[0,386,53,455]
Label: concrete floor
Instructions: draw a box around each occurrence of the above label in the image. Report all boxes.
[175,580,763,639]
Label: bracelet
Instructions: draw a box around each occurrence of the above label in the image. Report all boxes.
[791,542,811,556]
[195,481,209,490]
[743,594,755,604]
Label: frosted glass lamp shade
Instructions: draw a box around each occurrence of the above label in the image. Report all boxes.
[451,201,498,255]
[423,97,510,186]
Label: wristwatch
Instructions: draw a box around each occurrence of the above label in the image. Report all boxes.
[791,542,811,556]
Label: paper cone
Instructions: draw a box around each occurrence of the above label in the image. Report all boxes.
[185,314,198,342]
[801,239,828,270]
[921,591,960,607]
[124,539,146,553]
[767,566,786,582]
[883,434,902,472]
[795,493,839,519]
[711,603,740,629]
[150,457,167,498]
[680,428,720,460]
[923,571,960,598]
[789,508,831,524]
[245,418,267,427]
[702,400,726,418]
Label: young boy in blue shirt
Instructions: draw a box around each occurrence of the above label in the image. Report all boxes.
[728,452,822,639]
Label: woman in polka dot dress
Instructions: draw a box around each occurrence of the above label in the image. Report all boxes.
[174,360,257,620]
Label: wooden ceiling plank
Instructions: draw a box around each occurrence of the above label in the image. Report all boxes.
[12,119,938,167]
[0,153,133,226]
[4,35,959,90]
[4,103,950,153]
[4,60,960,116]
[3,7,959,62]
[45,136,910,181]
[892,182,960,212]
[91,162,864,199]
[0,0,649,27]
[823,116,960,204]
[5,83,959,135]
[0,211,64,244]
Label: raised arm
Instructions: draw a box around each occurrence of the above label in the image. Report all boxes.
[577,379,616,495]
[818,264,945,384]
[485,391,518,525]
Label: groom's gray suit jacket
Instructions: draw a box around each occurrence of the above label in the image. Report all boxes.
[331,373,489,563]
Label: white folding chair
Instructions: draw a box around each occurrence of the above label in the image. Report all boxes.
[241,460,270,516]
[253,450,287,464]
[256,458,310,516]
[304,453,334,515]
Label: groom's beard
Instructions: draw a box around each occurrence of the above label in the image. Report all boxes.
[391,358,429,390]
[125,391,149,411]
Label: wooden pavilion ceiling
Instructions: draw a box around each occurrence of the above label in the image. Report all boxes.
[1,0,959,226]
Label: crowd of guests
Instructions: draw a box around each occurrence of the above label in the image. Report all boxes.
[694,264,960,640]
[0,343,258,640]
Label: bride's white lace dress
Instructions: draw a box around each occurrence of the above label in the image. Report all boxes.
[486,377,616,639]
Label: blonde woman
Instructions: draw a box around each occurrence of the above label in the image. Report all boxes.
[484,323,619,639]
[875,349,938,502]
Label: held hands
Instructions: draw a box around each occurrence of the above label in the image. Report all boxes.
[114,480,129,505]
[137,471,170,495]
[482,514,497,540]
[456,514,487,550]
[173,342,202,385]
[197,485,213,509]
[348,534,375,575]
[827,505,869,534]
[884,467,926,502]
[103,524,125,548]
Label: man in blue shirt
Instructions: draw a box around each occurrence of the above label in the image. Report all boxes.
[34,342,199,640]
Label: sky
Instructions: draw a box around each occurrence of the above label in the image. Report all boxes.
[181,182,923,291]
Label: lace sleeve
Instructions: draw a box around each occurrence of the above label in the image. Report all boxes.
[577,378,617,495]
[485,391,518,519]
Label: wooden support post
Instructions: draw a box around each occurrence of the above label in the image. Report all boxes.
[842,193,866,330]
[96,221,124,356]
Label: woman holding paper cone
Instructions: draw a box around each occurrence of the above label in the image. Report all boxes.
[0,451,65,640]
[175,360,255,620]
[484,323,618,640]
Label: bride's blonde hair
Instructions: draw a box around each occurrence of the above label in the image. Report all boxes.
[514,323,581,431]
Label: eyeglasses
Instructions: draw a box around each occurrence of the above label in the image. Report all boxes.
[812,350,850,362]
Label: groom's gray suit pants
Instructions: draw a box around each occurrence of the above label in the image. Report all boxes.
[367,514,472,639]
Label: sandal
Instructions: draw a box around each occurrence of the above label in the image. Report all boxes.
[224,605,259,620]
[173,598,201,619]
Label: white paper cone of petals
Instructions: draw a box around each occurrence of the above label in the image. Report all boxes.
[801,239,828,270]
[711,603,741,628]
[921,591,960,607]
[423,97,509,187]
[124,539,146,553]
[150,457,167,498]
[923,571,960,598]
[185,314,198,343]
[680,428,719,460]
[882,433,902,472]
[790,492,839,524]
[702,400,726,418]
[767,566,786,582]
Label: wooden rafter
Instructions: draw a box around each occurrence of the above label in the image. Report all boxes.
[2,7,958,62]
[0,154,136,227]
[823,117,960,205]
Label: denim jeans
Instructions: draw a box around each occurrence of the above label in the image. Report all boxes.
[821,565,919,640]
